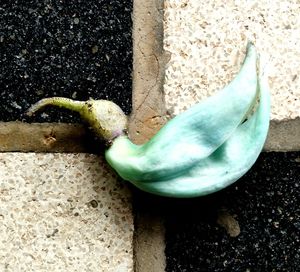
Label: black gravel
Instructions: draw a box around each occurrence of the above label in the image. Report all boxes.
[163,152,300,272]
[0,0,132,122]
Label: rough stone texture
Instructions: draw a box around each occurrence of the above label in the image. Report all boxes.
[265,118,300,151]
[133,210,165,272]
[164,0,300,121]
[0,153,133,272]
[129,0,168,145]
[0,0,132,122]
[0,122,89,153]
[131,1,167,272]
[165,152,300,271]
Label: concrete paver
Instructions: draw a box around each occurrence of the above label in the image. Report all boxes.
[0,153,133,272]
[164,0,300,121]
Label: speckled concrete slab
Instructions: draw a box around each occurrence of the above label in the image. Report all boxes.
[164,0,300,121]
[0,153,133,272]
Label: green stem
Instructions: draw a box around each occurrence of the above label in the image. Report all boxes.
[26,97,85,116]
[26,97,128,143]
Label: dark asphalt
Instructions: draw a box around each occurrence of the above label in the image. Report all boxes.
[163,152,300,272]
[133,152,300,271]
[0,0,132,122]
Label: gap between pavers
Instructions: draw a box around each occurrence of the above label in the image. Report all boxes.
[1,0,300,272]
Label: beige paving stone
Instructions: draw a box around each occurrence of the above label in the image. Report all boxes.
[164,0,300,121]
[0,153,133,272]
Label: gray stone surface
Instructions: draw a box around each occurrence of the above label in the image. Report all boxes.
[163,0,300,121]
[0,153,133,272]
[131,0,167,271]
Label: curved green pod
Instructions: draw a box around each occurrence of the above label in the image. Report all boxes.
[27,43,270,198]
[119,65,270,197]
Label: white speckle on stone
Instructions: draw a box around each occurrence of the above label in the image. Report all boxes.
[92,45,98,54]
[40,112,49,119]
[73,17,80,25]
[71,91,77,99]
[11,101,22,110]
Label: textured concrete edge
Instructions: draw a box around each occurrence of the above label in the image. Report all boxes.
[264,117,300,152]
[129,0,169,145]
[0,122,88,152]
[131,0,167,271]
[133,212,166,272]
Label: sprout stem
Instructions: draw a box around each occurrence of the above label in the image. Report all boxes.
[26,97,85,116]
